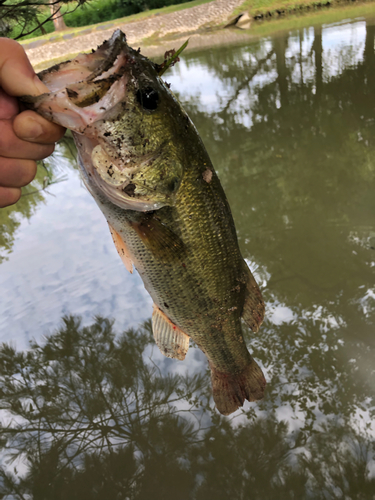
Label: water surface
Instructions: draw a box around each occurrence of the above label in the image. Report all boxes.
[1,13,374,499]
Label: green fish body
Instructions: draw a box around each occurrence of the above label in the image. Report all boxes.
[24,31,266,415]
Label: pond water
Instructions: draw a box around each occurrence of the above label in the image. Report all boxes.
[1,11,375,499]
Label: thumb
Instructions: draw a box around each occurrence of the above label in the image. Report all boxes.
[0,38,49,97]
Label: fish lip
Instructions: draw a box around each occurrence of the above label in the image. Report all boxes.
[35,30,128,86]
[87,30,128,82]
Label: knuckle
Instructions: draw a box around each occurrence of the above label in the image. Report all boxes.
[35,143,55,160]
[37,120,65,143]
[0,186,21,208]
[0,38,24,56]
[0,123,11,154]
[0,157,36,188]
[19,160,37,186]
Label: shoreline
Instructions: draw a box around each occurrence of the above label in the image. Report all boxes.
[25,0,244,67]
[24,0,375,68]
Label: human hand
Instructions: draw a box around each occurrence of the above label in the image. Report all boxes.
[0,38,66,208]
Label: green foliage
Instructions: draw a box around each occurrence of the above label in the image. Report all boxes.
[1,0,87,39]
[63,0,197,27]
[63,0,136,28]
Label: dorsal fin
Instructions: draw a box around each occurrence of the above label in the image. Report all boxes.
[241,262,265,333]
[108,223,133,274]
[152,305,190,360]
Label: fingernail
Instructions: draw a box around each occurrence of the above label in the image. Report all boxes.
[33,75,49,95]
[18,116,44,141]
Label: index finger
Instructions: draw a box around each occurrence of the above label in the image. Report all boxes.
[0,38,48,96]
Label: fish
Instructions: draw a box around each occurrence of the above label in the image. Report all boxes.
[23,30,266,415]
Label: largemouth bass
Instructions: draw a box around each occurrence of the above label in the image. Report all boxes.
[24,30,266,415]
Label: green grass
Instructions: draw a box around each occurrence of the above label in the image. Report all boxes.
[234,0,374,18]
[242,1,375,37]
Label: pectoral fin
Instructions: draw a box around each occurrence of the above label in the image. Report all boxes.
[241,263,265,333]
[108,223,133,274]
[152,305,189,360]
[130,215,185,262]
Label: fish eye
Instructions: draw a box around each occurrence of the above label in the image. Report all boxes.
[136,86,159,111]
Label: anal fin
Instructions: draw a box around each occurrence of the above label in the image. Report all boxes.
[152,305,189,360]
[242,263,265,333]
[108,223,133,274]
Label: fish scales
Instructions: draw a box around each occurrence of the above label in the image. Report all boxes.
[23,30,266,415]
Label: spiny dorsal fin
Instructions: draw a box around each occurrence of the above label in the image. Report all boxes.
[241,262,265,333]
[152,305,189,360]
[108,223,133,274]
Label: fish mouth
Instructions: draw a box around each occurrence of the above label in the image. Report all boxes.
[23,30,132,131]
[38,30,128,93]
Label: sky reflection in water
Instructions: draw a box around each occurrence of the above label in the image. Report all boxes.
[0,14,375,499]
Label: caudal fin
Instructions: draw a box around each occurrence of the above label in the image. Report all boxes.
[210,360,266,416]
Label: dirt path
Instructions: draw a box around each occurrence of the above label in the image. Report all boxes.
[26,0,244,66]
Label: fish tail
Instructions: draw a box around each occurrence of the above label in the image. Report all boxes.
[210,360,266,416]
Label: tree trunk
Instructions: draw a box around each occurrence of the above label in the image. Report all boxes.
[49,1,67,31]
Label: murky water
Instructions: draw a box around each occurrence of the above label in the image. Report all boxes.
[1,13,375,499]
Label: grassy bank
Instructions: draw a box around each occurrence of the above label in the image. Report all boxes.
[20,0,375,50]
[234,0,373,20]
[237,1,375,38]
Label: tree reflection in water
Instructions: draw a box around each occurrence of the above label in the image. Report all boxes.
[0,317,208,499]
[0,315,374,499]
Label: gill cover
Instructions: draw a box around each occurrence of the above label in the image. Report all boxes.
[22,30,184,212]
